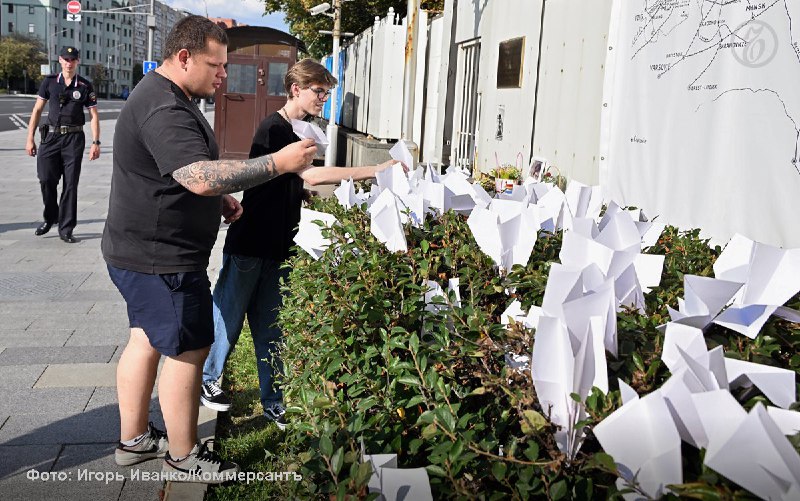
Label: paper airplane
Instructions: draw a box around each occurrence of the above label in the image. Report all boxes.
[290,119,329,156]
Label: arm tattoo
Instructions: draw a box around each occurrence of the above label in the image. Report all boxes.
[172,155,279,195]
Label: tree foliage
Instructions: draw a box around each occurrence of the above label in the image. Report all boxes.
[263,0,444,59]
[0,35,46,91]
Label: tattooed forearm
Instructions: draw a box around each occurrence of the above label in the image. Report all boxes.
[172,154,279,195]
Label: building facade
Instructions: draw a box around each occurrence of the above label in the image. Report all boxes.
[0,0,189,95]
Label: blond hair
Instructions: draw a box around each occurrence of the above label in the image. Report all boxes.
[285,58,337,97]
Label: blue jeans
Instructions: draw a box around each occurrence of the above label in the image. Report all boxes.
[202,253,289,410]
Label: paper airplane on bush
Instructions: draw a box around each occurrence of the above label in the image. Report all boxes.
[363,453,433,501]
[467,200,540,271]
[531,312,610,459]
[692,393,800,501]
[290,119,328,156]
[368,189,408,253]
[293,209,338,260]
[593,391,683,500]
[707,234,800,338]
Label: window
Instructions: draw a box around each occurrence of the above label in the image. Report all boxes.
[8,4,13,13]
[29,5,35,15]
[28,23,35,34]
[70,29,74,38]
[268,62,289,96]
[8,22,13,33]
[92,35,96,43]
[226,64,257,94]
[86,33,90,42]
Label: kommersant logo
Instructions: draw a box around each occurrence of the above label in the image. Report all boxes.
[730,19,779,68]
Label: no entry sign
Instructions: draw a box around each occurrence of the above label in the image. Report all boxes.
[66,1,81,15]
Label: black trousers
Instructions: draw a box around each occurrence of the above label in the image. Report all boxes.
[36,131,84,236]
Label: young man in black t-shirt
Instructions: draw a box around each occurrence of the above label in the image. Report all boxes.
[102,17,316,482]
[200,59,398,428]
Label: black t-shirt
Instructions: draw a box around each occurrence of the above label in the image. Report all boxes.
[222,112,304,261]
[101,71,222,274]
[37,73,97,126]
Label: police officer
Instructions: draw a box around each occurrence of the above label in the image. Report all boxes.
[25,46,100,243]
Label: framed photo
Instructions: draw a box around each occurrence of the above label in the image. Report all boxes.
[497,37,525,88]
[528,156,548,182]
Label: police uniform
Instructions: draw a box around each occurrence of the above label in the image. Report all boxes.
[36,47,98,239]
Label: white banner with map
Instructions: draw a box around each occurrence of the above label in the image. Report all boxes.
[600,0,800,248]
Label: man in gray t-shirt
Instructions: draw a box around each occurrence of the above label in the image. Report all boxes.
[102,16,316,481]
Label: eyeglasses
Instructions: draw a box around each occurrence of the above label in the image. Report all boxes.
[308,87,332,100]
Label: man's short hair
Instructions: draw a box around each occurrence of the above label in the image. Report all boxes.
[285,58,338,96]
[163,15,228,61]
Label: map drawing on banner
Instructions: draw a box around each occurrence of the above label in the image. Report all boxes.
[601,0,800,248]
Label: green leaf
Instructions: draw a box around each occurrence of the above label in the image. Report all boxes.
[421,239,430,253]
[319,435,333,457]
[520,410,548,435]
[354,461,373,487]
[549,479,568,500]
[425,465,447,478]
[405,395,425,408]
[397,375,421,387]
[468,386,487,396]
[491,461,507,481]
[331,446,344,475]
[421,423,438,439]
[409,333,419,353]
[632,352,646,372]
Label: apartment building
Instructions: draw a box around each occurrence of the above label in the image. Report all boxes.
[0,0,189,95]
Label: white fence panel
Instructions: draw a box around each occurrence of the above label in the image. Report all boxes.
[366,13,405,139]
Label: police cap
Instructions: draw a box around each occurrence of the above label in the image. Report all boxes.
[60,46,80,59]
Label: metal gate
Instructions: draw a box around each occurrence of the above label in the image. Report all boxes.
[451,39,481,173]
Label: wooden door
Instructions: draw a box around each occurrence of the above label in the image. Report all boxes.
[215,50,295,159]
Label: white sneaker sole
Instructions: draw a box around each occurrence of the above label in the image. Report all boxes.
[200,396,231,412]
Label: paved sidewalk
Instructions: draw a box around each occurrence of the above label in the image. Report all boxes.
[0,115,222,500]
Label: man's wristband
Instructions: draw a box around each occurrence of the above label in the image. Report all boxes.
[92,140,101,145]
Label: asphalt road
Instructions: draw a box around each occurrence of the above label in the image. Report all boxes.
[0,96,124,134]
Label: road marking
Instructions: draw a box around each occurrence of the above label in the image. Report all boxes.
[9,114,27,129]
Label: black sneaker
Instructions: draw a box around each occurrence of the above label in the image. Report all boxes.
[200,381,231,412]
[264,403,287,430]
[162,439,240,484]
[115,422,169,466]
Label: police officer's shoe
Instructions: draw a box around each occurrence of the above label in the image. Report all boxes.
[34,222,52,236]
[60,233,78,244]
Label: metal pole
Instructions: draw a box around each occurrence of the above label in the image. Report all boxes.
[324,0,341,167]
[400,0,421,166]
[147,0,155,62]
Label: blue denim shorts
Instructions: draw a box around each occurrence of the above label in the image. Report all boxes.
[107,264,214,356]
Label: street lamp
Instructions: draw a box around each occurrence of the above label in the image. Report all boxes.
[310,0,353,167]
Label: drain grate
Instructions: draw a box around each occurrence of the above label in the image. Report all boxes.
[0,272,91,301]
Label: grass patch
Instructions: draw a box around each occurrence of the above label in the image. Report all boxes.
[206,325,304,500]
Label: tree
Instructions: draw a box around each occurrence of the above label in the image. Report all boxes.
[90,64,109,96]
[263,0,444,59]
[0,35,46,92]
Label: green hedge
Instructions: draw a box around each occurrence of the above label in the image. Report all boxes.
[277,196,800,499]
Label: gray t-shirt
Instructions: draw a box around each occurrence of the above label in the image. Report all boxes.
[102,71,221,274]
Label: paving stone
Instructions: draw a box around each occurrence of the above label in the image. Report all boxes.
[0,388,94,416]
[35,363,118,388]
[0,317,33,330]
[0,470,125,501]
[0,406,120,445]
[0,365,47,388]
[64,328,129,347]
[0,346,117,366]
[0,330,73,348]
[0,444,60,479]
[28,314,128,331]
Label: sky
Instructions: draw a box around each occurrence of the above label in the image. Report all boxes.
[164,0,290,31]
